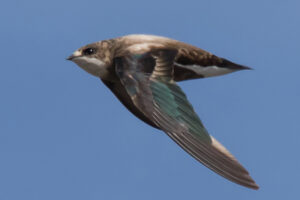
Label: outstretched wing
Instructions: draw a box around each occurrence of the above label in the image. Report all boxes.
[114,49,259,189]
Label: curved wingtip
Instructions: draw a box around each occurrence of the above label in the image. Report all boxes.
[249,182,260,190]
[209,136,259,190]
[240,176,259,190]
[113,49,258,189]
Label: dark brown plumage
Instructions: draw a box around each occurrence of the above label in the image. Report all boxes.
[71,34,250,81]
[68,34,258,190]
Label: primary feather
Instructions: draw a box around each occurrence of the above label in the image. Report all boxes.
[68,34,258,189]
[113,49,259,189]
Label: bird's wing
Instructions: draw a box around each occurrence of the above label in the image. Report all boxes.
[114,49,258,189]
[101,79,159,129]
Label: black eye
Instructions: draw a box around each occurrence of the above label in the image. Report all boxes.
[83,48,96,55]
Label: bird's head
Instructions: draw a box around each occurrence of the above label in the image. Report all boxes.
[67,41,113,79]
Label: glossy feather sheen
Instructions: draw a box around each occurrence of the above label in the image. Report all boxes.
[114,49,259,190]
[69,34,258,189]
[150,80,210,142]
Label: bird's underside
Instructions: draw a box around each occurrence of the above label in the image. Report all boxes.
[68,34,258,190]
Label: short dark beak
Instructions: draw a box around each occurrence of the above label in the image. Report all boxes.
[67,50,82,61]
[66,55,75,61]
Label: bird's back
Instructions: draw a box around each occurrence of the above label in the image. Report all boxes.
[114,34,250,81]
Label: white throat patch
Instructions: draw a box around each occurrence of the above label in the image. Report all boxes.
[72,56,108,78]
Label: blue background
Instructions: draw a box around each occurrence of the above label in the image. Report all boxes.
[1,0,299,199]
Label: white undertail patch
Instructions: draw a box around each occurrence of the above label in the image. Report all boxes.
[126,43,164,54]
[175,63,234,77]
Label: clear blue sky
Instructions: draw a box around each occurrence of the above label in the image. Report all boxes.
[1,0,299,199]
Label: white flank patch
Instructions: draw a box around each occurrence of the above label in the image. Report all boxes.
[128,43,152,52]
[175,63,233,77]
[127,43,164,54]
[72,56,108,78]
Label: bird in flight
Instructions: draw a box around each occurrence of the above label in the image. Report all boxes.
[67,34,259,190]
